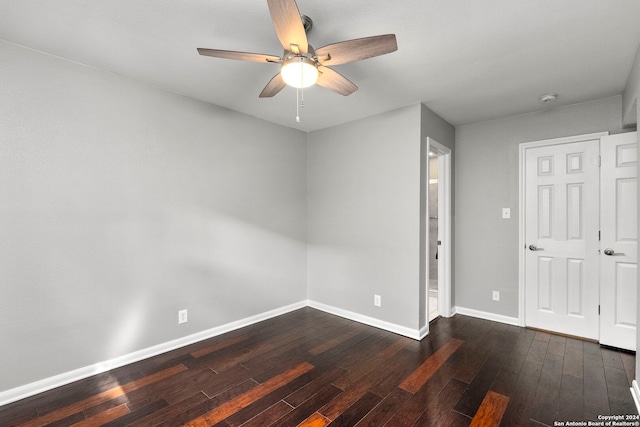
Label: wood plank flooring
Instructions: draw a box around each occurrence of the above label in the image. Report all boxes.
[1,308,637,426]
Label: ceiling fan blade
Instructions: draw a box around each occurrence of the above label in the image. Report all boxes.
[197,48,281,63]
[259,73,287,98]
[316,67,358,96]
[267,0,308,53]
[315,34,397,66]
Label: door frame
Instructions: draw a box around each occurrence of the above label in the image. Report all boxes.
[426,137,452,322]
[518,131,609,327]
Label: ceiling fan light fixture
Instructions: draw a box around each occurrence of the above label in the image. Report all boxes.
[281,56,318,88]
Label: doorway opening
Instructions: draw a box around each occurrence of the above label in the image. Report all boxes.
[425,137,452,328]
[428,151,440,321]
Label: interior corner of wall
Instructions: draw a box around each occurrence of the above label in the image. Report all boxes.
[622,98,638,128]
[623,43,640,128]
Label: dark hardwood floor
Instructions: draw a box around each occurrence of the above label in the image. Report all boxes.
[1,308,637,426]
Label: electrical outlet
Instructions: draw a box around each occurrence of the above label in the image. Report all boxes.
[502,208,511,219]
[178,309,188,324]
[374,294,381,307]
[492,291,500,302]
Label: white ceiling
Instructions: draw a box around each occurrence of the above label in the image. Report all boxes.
[2,0,640,132]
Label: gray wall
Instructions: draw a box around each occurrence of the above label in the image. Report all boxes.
[307,103,455,333]
[454,95,628,318]
[0,41,308,393]
[623,44,640,127]
[307,104,423,330]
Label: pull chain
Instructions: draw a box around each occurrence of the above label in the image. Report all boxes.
[296,87,300,123]
[295,60,305,124]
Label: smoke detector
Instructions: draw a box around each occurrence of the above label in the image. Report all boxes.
[539,94,558,103]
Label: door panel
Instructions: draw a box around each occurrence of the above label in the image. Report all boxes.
[600,132,637,351]
[567,258,583,315]
[525,139,600,339]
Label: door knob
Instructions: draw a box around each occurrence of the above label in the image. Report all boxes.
[529,244,537,251]
[603,248,615,256]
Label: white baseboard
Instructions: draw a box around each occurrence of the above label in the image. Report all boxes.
[632,380,640,415]
[418,324,430,340]
[454,306,520,326]
[308,300,422,340]
[0,301,523,407]
[0,301,307,407]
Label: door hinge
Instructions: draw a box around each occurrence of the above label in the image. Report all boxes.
[598,305,600,315]
[598,155,601,167]
[598,230,601,241]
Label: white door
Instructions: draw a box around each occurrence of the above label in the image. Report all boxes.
[600,132,637,351]
[524,138,601,339]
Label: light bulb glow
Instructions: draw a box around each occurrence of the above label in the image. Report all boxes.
[281,57,318,88]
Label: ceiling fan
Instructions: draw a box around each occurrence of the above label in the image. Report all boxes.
[197,0,398,98]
